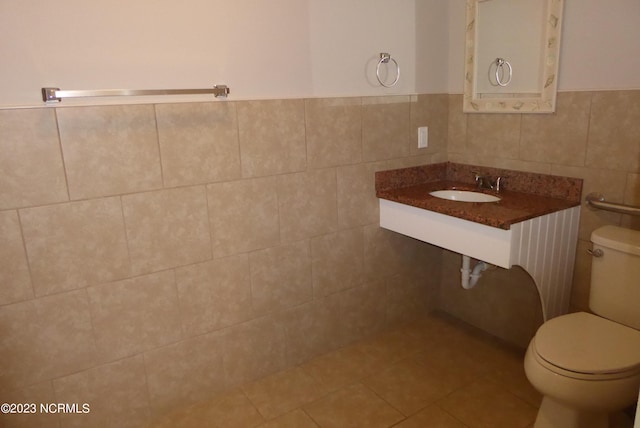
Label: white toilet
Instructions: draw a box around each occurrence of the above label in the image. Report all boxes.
[524,225,640,428]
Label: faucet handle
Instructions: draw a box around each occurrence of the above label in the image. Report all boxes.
[493,176,510,192]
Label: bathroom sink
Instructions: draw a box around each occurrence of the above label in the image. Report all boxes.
[430,190,500,203]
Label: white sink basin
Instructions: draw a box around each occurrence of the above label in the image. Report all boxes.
[430,190,500,203]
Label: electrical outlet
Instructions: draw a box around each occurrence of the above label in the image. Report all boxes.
[418,126,428,148]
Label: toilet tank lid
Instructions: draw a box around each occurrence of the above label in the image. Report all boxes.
[591,225,640,256]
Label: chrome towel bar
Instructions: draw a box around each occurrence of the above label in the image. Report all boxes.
[585,193,640,216]
[41,85,230,103]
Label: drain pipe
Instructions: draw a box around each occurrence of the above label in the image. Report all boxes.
[461,255,489,289]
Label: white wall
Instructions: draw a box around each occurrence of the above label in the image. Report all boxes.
[447,0,640,94]
[0,0,425,108]
[415,0,450,94]
[3,0,639,108]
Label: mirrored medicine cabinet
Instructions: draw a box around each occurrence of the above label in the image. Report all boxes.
[463,0,564,113]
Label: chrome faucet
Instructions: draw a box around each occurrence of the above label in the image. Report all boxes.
[474,173,503,192]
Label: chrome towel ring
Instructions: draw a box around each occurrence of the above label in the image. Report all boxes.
[376,53,400,88]
[494,58,512,87]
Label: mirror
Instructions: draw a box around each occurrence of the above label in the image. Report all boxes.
[463,0,564,113]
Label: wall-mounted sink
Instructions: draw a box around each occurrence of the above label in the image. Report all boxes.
[375,162,584,321]
[430,190,500,203]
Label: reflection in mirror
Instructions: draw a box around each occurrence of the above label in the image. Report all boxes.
[463,0,564,113]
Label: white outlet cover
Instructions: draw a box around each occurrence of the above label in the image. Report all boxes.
[418,126,428,148]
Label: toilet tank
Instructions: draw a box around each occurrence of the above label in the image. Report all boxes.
[590,225,640,330]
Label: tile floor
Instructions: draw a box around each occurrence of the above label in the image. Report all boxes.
[147,314,633,428]
[146,312,545,427]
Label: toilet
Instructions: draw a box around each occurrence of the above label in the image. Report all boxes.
[524,225,640,428]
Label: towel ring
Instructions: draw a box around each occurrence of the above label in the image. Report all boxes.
[494,58,512,87]
[376,53,400,88]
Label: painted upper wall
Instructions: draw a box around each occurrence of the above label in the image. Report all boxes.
[1,0,639,108]
[446,0,640,94]
[0,0,426,108]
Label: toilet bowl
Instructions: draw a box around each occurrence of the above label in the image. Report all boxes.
[524,226,640,428]
[524,312,640,427]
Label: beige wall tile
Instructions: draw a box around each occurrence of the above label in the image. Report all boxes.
[624,172,640,206]
[305,97,362,168]
[622,172,640,230]
[88,271,183,363]
[278,169,338,242]
[411,94,449,156]
[439,258,541,348]
[277,296,344,366]
[520,91,591,166]
[336,162,381,229]
[207,177,279,258]
[237,99,306,177]
[337,281,388,344]
[53,356,151,428]
[122,186,211,275]
[156,102,241,187]
[467,113,521,159]
[551,164,627,241]
[363,225,429,281]
[176,254,253,337]
[386,272,434,327]
[0,108,68,210]
[0,211,33,305]
[447,94,467,155]
[250,241,312,316]
[221,316,288,388]
[57,105,162,200]
[311,227,364,297]
[144,332,227,417]
[0,290,95,393]
[20,198,130,296]
[587,90,640,171]
[362,96,411,162]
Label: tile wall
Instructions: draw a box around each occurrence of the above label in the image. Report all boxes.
[0,94,447,427]
[1,89,637,426]
[442,90,640,345]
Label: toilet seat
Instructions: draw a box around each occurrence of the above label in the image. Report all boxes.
[532,312,640,379]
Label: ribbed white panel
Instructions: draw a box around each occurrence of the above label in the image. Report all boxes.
[510,206,581,320]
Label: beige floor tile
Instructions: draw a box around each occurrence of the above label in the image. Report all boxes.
[353,327,427,367]
[303,383,404,428]
[141,313,543,428]
[146,390,264,428]
[301,344,382,391]
[394,404,467,428]
[257,409,319,428]
[362,356,464,416]
[242,367,330,420]
[437,379,538,428]
[483,351,542,408]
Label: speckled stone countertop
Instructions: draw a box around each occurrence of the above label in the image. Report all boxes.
[375,162,583,230]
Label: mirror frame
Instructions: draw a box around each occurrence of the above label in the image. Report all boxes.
[463,0,564,113]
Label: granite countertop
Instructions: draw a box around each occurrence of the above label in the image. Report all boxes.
[375,163,583,230]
